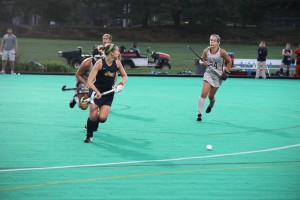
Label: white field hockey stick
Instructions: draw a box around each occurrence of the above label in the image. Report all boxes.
[80,88,116,104]
[187,45,222,76]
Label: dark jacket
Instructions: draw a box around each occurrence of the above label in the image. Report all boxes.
[257,47,267,61]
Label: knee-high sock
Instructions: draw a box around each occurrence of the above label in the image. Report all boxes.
[87,118,97,137]
[74,95,79,103]
[198,97,206,114]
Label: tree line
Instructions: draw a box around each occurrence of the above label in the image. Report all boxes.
[0,0,298,28]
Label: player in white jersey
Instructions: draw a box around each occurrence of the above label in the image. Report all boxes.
[197,34,232,121]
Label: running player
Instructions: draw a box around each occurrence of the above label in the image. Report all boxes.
[84,44,127,143]
[197,34,232,121]
[280,43,293,77]
[69,33,113,109]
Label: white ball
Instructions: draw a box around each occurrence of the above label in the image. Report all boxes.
[18,73,20,75]
[206,144,213,150]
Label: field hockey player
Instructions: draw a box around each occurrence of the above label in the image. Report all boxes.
[197,34,232,121]
[84,43,127,143]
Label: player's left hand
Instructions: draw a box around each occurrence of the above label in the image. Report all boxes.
[114,82,124,93]
[220,71,230,81]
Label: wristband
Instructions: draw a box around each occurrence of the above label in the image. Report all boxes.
[118,82,124,86]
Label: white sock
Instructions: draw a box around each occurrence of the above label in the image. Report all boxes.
[74,96,79,103]
[198,97,206,114]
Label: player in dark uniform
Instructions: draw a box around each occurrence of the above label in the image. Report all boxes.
[280,43,293,77]
[69,34,112,109]
[84,44,127,143]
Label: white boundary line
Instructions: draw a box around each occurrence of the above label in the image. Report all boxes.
[1,143,299,173]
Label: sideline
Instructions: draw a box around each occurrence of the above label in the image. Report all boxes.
[5,72,300,79]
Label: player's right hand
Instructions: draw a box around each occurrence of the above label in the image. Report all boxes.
[220,71,230,81]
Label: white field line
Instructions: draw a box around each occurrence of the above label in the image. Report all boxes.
[1,143,299,173]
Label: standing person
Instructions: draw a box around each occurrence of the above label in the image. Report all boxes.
[255,41,268,79]
[295,43,300,77]
[294,43,300,65]
[84,44,128,143]
[280,43,293,77]
[197,34,232,121]
[69,33,113,109]
[1,28,18,74]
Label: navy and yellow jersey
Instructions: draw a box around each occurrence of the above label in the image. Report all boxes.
[94,59,118,92]
[282,49,292,65]
[283,49,291,60]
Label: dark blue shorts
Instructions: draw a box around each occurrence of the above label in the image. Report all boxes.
[89,89,114,107]
[282,59,291,65]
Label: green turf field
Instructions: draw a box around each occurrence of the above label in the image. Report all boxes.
[0,75,300,199]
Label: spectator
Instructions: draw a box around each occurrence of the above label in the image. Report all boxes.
[130,42,140,57]
[280,43,293,77]
[295,43,300,65]
[1,28,18,74]
[255,41,268,79]
[294,43,300,77]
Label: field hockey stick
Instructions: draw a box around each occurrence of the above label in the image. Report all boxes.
[266,64,270,77]
[61,85,79,91]
[187,46,222,76]
[80,88,116,104]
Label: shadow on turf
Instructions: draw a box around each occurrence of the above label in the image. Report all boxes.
[88,132,160,162]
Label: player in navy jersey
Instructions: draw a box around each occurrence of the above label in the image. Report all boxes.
[84,44,127,143]
[280,43,293,77]
[69,33,113,109]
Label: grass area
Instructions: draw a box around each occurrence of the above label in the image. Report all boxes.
[17,38,285,75]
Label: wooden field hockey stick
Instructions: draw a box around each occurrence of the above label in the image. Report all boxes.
[187,45,222,76]
[80,88,116,104]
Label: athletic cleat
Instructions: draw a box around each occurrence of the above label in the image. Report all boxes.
[69,98,76,108]
[83,136,93,143]
[196,114,202,121]
[206,106,212,113]
[206,98,215,113]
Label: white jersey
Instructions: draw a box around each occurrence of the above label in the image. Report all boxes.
[75,57,95,94]
[203,47,224,87]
